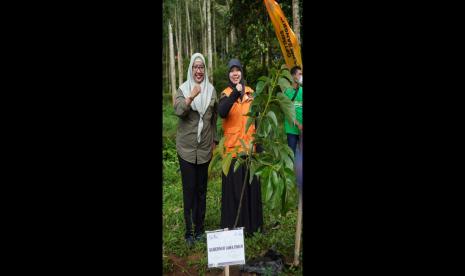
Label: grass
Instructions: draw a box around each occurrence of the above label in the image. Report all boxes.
[163,101,302,275]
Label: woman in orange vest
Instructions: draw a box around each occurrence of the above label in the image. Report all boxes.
[218,59,263,235]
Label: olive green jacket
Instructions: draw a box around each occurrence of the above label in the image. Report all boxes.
[174,88,219,164]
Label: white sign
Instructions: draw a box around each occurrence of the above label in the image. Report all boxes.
[206,228,245,268]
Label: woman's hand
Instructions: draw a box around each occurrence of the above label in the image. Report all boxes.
[186,84,201,105]
[190,84,201,98]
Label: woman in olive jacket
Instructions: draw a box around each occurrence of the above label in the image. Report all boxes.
[174,53,218,246]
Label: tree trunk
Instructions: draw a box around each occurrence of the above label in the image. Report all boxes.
[293,193,303,266]
[202,0,207,56]
[213,2,216,68]
[165,37,169,94]
[207,0,213,82]
[186,0,192,56]
[184,14,188,58]
[226,37,228,54]
[198,1,202,54]
[199,0,206,56]
[168,21,176,105]
[292,0,301,45]
[226,0,232,49]
[181,0,187,58]
[231,26,236,47]
[175,8,183,86]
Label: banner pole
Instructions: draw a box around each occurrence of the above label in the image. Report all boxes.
[224,227,230,276]
[293,192,303,266]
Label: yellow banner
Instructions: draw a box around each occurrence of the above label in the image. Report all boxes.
[263,0,302,70]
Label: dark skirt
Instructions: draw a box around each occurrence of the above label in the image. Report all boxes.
[221,158,263,234]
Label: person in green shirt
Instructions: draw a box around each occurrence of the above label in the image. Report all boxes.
[284,65,303,156]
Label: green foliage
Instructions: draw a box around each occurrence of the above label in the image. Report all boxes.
[162,104,178,141]
[209,65,298,218]
[250,66,298,216]
[221,152,233,176]
[211,60,229,97]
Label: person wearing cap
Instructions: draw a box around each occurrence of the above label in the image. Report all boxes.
[217,59,263,235]
[174,53,218,247]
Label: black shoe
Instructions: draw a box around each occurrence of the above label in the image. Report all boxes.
[186,236,194,247]
[194,233,205,242]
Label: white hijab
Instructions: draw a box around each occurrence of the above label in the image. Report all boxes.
[179,53,214,143]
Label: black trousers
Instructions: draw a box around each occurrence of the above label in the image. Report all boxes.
[178,155,210,238]
[287,133,300,157]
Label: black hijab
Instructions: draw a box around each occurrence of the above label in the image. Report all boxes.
[227,59,245,96]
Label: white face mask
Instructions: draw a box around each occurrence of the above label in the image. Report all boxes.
[299,76,303,84]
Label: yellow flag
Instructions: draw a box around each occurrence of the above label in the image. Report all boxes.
[263,0,302,70]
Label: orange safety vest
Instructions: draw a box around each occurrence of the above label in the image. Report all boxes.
[222,86,256,156]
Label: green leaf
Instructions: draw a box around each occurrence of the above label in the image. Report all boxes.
[239,138,248,152]
[275,159,283,171]
[258,118,268,137]
[255,81,266,96]
[218,136,226,156]
[269,172,283,212]
[284,167,295,177]
[208,152,221,176]
[222,153,233,176]
[245,116,254,134]
[283,144,294,160]
[283,153,294,170]
[277,92,296,124]
[279,147,294,167]
[254,164,266,176]
[258,76,270,82]
[280,68,293,83]
[272,146,279,159]
[266,110,278,127]
[248,140,255,154]
[249,161,256,184]
[278,77,292,93]
[234,158,242,173]
[271,171,278,188]
[265,174,273,202]
[270,190,278,210]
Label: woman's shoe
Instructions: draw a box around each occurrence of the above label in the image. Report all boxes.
[194,233,206,242]
[186,236,195,247]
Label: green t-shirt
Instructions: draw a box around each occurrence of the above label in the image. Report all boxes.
[283,86,302,135]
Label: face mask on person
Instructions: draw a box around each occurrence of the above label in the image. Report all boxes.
[299,76,303,85]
